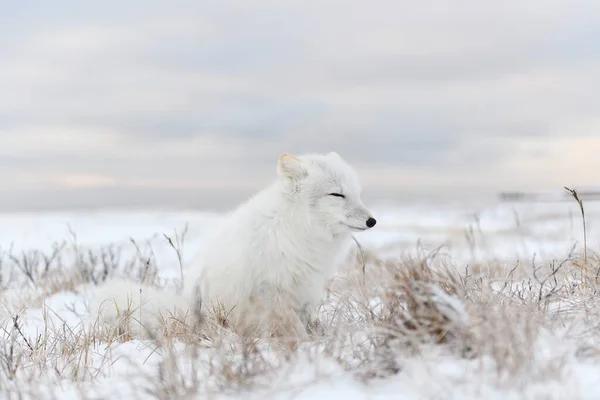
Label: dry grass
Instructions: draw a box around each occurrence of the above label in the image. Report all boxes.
[0,210,599,399]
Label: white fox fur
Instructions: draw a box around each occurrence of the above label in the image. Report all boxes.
[89,152,376,338]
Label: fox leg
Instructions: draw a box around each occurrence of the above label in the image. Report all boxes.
[298,302,325,336]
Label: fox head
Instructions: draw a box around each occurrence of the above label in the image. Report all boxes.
[276,152,376,235]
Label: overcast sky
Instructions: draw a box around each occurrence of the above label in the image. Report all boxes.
[1,0,599,211]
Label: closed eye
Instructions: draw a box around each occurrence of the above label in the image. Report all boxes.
[328,193,345,198]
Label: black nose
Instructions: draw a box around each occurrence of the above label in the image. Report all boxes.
[366,217,377,228]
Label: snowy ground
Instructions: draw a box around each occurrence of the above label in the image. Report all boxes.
[1,196,600,399]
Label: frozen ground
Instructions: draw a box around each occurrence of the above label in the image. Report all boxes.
[1,196,600,399]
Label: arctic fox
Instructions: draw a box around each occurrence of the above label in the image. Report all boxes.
[90,152,376,338]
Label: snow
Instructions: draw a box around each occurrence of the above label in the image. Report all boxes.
[1,198,600,399]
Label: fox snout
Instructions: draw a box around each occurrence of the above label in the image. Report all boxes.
[357,205,377,230]
[345,207,377,232]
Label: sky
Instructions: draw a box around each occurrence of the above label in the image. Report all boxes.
[1,0,600,211]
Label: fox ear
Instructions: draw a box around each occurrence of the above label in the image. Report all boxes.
[277,153,307,180]
[327,151,341,160]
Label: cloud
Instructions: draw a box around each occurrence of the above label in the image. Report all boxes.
[1,0,600,209]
